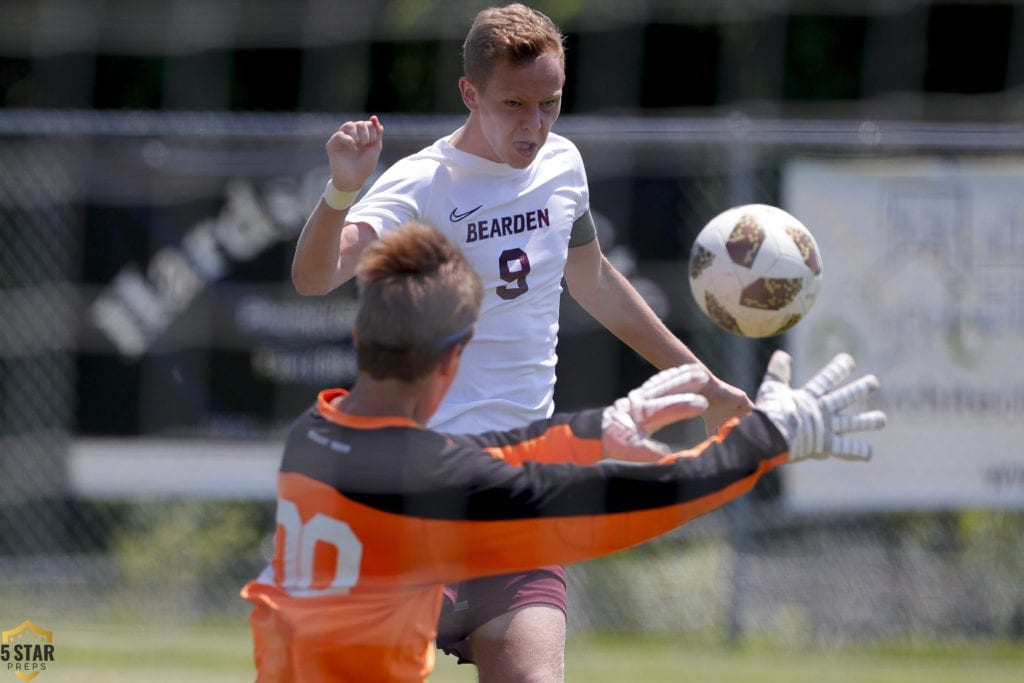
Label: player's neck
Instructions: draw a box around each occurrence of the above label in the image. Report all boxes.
[333,375,435,426]
[449,120,497,164]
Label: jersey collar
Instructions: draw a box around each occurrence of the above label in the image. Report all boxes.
[316,389,423,430]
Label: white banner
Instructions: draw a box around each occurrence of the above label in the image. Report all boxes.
[783,158,1024,511]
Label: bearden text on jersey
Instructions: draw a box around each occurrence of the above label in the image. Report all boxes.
[465,208,550,243]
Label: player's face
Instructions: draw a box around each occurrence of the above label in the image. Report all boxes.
[458,51,564,169]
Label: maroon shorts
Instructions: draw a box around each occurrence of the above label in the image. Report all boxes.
[435,566,567,664]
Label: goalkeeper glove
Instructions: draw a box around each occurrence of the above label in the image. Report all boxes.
[755,350,886,462]
[602,364,710,462]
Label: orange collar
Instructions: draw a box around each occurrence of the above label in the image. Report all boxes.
[316,389,423,430]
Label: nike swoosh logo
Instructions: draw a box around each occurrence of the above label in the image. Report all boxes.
[449,205,483,222]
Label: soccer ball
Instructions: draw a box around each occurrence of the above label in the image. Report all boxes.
[688,204,822,338]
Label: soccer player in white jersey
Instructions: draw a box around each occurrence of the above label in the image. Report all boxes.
[290,4,754,681]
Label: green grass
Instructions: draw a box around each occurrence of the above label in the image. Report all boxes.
[558,634,1024,683]
[26,621,253,683]
[23,621,1024,682]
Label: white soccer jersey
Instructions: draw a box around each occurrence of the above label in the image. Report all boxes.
[346,133,590,433]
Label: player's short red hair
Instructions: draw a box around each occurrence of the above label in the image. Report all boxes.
[462,3,565,91]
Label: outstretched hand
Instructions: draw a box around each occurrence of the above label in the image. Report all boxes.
[755,350,886,462]
[602,364,710,462]
[326,116,384,192]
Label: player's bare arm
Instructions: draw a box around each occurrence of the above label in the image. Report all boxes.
[564,239,754,436]
[292,116,384,295]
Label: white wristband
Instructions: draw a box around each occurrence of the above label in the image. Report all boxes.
[323,179,359,211]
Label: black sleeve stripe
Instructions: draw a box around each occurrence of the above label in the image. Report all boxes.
[343,412,788,521]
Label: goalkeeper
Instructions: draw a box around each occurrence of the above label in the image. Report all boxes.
[241,221,886,683]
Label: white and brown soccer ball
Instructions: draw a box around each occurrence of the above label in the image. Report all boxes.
[688,204,823,338]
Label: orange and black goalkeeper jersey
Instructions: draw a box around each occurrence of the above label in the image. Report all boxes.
[241,389,790,682]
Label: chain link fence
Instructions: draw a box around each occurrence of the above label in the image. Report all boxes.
[0,110,1022,644]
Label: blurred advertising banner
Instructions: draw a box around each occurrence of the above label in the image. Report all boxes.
[784,158,1024,511]
[10,119,690,443]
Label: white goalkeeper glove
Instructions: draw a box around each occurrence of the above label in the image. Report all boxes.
[602,364,710,462]
[755,350,886,462]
